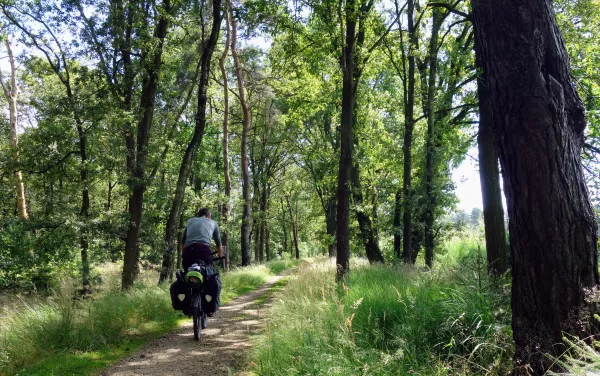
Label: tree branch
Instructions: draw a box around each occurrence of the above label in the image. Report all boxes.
[427,2,472,21]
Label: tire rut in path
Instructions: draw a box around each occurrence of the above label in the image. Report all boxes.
[100,271,289,376]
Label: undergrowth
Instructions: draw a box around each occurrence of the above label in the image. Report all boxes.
[0,259,294,376]
[249,255,513,375]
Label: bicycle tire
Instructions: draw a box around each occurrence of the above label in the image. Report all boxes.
[193,306,200,341]
[201,311,208,329]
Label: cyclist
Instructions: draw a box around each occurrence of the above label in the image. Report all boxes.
[181,207,223,271]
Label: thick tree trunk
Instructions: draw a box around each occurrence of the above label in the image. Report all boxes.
[0,38,28,220]
[423,9,441,268]
[472,1,599,373]
[122,0,172,289]
[229,0,251,266]
[159,0,222,283]
[475,35,507,276]
[335,0,358,280]
[401,0,417,264]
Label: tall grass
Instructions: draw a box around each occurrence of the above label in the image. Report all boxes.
[545,330,600,374]
[250,256,513,375]
[0,259,294,376]
[0,282,177,376]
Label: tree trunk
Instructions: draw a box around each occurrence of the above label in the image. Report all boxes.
[475,34,507,276]
[77,123,91,294]
[158,0,222,283]
[107,181,115,212]
[335,0,358,280]
[286,196,300,260]
[351,162,384,263]
[401,0,417,264]
[265,227,270,261]
[259,186,267,262]
[325,197,337,257]
[220,4,231,272]
[229,0,251,266]
[0,37,28,220]
[259,219,265,263]
[252,178,260,263]
[472,1,599,373]
[393,189,401,258]
[280,198,288,256]
[122,0,173,289]
[423,8,441,268]
[176,212,184,270]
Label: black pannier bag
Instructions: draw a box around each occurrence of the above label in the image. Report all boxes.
[201,272,222,315]
[169,271,189,310]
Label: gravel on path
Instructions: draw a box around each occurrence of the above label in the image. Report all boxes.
[100,271,288,376]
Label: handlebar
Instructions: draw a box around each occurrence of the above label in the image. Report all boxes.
[211,251,226,262]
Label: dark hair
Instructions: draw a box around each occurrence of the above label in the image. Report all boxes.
[196,208,210,217]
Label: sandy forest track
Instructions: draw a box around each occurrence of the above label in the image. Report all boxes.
[99,272,289,376]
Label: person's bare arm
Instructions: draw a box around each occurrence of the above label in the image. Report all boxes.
[214,223,223,257]
[181,228,187,251]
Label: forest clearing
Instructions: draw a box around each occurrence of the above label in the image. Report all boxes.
[1,0,600,375]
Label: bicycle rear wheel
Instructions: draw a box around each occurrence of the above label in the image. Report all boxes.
[192,306,200,341]
[201,311,208,329]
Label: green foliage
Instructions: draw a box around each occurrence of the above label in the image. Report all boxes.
[249,257,512,375]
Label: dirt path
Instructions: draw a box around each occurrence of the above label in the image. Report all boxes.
[99,271,289,376]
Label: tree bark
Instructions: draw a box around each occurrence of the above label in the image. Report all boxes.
[351,162,384,263]
[472,1,599,373]
[158,0,222,283]
[474,33,507,276]
[252,174,260,263]
[0,37,28,220]
[76,121,91,294]
[280,198,288,256]
[220,4,231,272]
[258,186,269,262]
[393,189,401,258]
[325,197,337,257]
[286,195,300,259]
[176,212,184,270]
[423,8,442,268]
[229,0,252,266]
[335,0,359,280]
[122,0,173,289]
[401,0,417,264]
[265,227,270,261]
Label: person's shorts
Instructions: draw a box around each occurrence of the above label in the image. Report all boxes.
[182,243,212,270]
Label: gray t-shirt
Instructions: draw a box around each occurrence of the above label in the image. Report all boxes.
[183,217,222,248]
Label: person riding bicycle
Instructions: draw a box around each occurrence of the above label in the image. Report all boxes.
[181,208,223,271]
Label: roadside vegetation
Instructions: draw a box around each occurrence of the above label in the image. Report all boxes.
[249,242,513,375]
[0,259,297,376]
